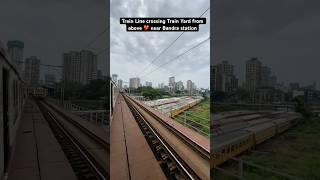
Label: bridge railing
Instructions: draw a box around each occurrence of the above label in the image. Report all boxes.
[47,98,108,128]
[175,111,210,137]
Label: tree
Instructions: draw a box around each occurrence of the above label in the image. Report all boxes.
[294,96,313,118]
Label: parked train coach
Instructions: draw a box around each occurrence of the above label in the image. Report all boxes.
[0,44,27,178]
[212,113,302,168]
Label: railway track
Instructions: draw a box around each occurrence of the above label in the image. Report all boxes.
[123,94,210,180]
[36,99,109,180]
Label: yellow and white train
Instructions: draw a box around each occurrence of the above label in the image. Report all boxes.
[212,113,301,168]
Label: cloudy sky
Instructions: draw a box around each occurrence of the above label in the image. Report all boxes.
[0,0,106,80]
[110,0,210,89]
[214,0,320,88]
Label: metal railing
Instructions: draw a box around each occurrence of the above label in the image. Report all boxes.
[175,111,210,137]
[47,98,108,127]
[212,152,303,180]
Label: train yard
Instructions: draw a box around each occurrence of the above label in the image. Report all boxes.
[211,110,302,174]
[144,96,204,118]
[36,99,109,179]
[111,93,210,179]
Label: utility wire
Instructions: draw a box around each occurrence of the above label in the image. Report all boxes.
[140,36,210,78]
[81,28,107,50]
[135,7,210,77]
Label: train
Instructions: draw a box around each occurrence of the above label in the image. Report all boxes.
[0,42,27,177]
[170,96,203,117]
[29,86,48,99]
[212,113,302,168]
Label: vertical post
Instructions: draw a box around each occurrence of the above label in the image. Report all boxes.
[62,82,65,106]
[61,86,63,105]
[96,112,98,125]
[239,159,243,177]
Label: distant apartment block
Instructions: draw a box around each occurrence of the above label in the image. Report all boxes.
[118,79,123,89]
[112,74,118,82]
[7,40,24,75]
[186,80,195,94]
[129,77,140,89]
[246,58,262,92]
[145,81,152,87]
[158,83,164,89]
[24,56,40,86]
[176,81,184,91]
[213,61,238,93]
[63,50,97,84]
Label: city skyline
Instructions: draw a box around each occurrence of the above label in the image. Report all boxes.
[214,58,318,89]
[214,0,320,88]
[112,74,204,91]
[0,0,107,81]
[110,0,210,89]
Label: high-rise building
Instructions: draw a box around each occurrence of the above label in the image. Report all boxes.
[192,82,196,90]
[145,81,152,87]
[129,77,140,89]
[186,80,193,93]
[118,79,123,89]
[216,60,234,75]
[246,58,262,92]
[7,40,24,74]
[169,76,175,86]
[63,50,97,84]
[177,81,184,91]
[63,51,81,83]
[24,56,40,86]
[80,50,97,84]
[158,83,164,89]
[112,74,118,82]
[45,74,56,87]
[213,61,238,93]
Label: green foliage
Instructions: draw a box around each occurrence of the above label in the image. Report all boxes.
[240,117,320,179]
[55,79,107,100]
[294,97,313,118]
[132,86,170,100]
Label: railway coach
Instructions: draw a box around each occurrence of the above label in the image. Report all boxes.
[212,113,301,168]
[0,42,27,178]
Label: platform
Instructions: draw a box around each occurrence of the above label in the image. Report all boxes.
[7,99,77,180]
[110,95,166,180]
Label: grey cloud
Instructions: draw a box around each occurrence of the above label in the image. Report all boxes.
[111,0,210,88]
[214,0,320,87]
[0,0,107,80]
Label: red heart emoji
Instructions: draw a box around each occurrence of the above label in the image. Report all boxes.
[143,25,149,31]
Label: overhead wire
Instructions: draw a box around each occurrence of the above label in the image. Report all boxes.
[140,36,210,78]
[135,7,210,77]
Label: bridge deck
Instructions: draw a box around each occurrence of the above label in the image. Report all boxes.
[110,95,166,180]
[7,100,77,180]
[45,99,108,144]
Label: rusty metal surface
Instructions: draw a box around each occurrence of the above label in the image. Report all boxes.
[110,95,166,180]
[126,95,210,180]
